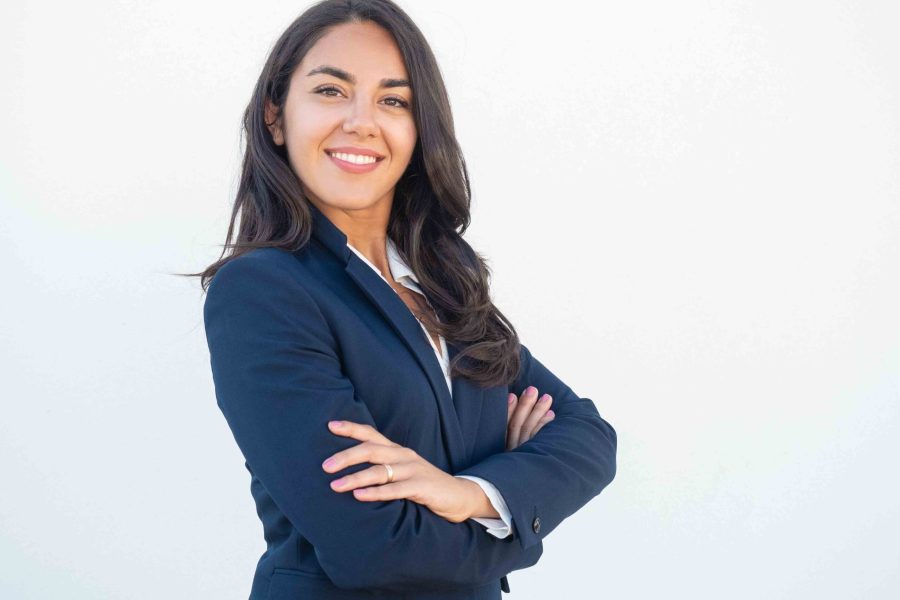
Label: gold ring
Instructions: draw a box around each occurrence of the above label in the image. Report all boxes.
[383,463,394,484]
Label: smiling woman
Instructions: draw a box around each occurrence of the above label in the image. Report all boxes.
[264,22,417,206]
[192,1,617,599]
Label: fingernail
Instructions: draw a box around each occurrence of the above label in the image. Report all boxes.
[525,386,535,396]
[540,394,551,403]
[329,420,343,428]
[547,410,555,418]
[508,394,516,405]
[331,477,347,488]
[323,457,337,469]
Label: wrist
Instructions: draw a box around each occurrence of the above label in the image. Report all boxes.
[455,476,500,520]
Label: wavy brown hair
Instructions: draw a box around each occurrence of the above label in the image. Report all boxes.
[186,0,521,387]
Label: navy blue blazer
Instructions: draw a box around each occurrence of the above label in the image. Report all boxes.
[203,201,617,599]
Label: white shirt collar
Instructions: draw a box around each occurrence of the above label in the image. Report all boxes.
[346,237,420,287]
[385,238,419,284]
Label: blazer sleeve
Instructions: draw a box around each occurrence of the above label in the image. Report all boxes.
[203,252,542,593]
[455,342,618,551]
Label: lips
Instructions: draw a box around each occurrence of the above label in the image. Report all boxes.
[324,146,385,159]
[326,150,383,174]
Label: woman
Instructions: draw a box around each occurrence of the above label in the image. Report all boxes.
[199,1,617,598]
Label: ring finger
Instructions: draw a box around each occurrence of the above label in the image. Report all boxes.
[329,461,411,493]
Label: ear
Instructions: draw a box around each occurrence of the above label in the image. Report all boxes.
[264,98,285,146]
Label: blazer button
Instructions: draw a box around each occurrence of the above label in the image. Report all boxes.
[532,516,541,534]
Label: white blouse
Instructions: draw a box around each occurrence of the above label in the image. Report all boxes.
[346,238,514,539]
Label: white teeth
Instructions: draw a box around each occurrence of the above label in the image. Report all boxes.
[329,152,378,165]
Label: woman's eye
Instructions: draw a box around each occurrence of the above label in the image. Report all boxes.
[314,85,343,97]
[384,97,410,109]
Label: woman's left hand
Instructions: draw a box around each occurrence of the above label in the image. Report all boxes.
[322,420,474,523]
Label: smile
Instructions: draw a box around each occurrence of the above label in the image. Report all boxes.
[327,151,379,164]
[326,151,384,174]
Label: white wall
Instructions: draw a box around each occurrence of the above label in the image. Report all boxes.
[2,1,898,598]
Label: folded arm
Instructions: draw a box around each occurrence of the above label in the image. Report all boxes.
[456,342,618,551]
[203,251,541,593]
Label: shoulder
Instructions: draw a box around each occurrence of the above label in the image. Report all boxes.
[203,247,335,342]
[209,248,301,290]
[205,247,319,312]
[215,247,297,274]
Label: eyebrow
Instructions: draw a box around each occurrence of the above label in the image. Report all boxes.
[306,65,410,89]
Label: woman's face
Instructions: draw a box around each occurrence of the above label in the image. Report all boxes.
[266,21,417,214]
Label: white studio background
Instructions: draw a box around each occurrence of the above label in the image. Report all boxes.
[2,1,898,598]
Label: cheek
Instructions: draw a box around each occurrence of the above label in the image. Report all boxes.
[285,123,332,179]
[389,120,417,161]
[285,106,332,156]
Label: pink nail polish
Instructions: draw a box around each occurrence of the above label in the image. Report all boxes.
[323,457,337,469]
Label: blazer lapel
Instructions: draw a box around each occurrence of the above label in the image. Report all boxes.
[306,201,469,472]
[446,342,485,465]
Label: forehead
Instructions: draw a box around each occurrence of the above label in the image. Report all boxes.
[299,21,409,80]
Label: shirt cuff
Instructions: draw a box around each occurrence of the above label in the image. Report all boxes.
[455,475,514,539]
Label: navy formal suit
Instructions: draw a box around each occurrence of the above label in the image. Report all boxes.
[203,201,617,599]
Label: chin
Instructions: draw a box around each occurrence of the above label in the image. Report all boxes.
[316,194,386,211]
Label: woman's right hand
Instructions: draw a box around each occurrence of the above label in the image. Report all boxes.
[506,386,555,450]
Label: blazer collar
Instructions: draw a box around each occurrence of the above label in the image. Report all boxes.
[305,200,474,471]
[307,200,353,265]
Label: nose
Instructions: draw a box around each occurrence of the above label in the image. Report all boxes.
[341,96,378,138]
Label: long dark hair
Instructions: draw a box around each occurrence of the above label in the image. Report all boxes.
[187,0,520,387]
